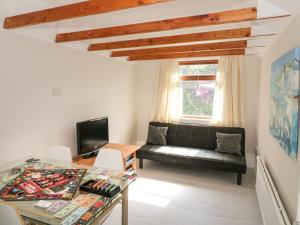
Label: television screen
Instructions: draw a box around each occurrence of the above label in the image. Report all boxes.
[77,117,109,156]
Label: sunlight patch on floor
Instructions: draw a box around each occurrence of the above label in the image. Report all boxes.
[128,177,183,207]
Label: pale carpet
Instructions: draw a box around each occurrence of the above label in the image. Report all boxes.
[104,160,263,225]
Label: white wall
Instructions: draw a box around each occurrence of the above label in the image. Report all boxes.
[135,57,261,167]
[241,56,261,167]
[0,31,137,164]
[135,61,160,145]
[258,13,300,221]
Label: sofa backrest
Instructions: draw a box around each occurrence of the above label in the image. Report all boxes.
[149,122,246,156]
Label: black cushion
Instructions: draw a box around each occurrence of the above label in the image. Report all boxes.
[137,144,247,173]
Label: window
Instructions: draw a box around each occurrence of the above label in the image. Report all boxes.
[178,63,217,120]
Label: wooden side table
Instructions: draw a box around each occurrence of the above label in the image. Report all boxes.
[74,143,140,172]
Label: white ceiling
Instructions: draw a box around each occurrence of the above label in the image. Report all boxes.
[1,0,300,62]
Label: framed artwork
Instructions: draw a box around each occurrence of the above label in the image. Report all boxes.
[269,48,300,159]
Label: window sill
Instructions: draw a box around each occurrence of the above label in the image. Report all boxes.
[178,116,212,125]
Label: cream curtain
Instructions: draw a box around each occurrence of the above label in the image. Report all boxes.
[212,56,244,127]
[151,59,180,123]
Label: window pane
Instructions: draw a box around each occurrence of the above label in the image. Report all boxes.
[180,80,215,117]
[179,64,217,75]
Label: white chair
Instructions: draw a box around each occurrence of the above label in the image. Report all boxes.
[94,148,123,171]
[47,146,73,163]
[0,202,24,225]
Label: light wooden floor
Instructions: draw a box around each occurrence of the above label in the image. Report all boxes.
[104,160,263,225]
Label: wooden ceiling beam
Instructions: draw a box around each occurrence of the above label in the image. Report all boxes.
[56,7,257,42]
[4,0,169,29]
[89,28,251,51]
[179,60,219,65]
[180,75,216,81]
[111,40,247,57]
[128,48,246,61]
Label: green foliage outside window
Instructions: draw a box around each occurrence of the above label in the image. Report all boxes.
[179,64,217,117]
[181,81,215,116]
[179,64,217,75]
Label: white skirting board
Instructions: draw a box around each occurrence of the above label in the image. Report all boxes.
[246,153,256,168]
[256,156,291,225]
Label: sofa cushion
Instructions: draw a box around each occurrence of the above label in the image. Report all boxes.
[146,125,168,145]
[149,122,245,156]
[137,144,246,167]
[207,126,245,155]
[215,132,242,155]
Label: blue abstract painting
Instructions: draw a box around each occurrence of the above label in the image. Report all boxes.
[270,48,300,159]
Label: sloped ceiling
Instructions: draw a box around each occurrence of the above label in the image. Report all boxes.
[1,0,300,62]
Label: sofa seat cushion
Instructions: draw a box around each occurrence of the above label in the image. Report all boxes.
[137,144,246,166]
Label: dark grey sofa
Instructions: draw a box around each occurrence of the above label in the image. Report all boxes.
[137,122,247,185]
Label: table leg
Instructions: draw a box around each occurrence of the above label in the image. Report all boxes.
[122,187,128,225]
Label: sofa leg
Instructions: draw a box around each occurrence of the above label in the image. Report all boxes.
[237,173,242,185]
[139,158,143,169]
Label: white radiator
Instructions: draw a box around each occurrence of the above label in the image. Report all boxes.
[256,156,291,225]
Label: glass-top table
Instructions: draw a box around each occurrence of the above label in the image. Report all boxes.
[0,157,137,225]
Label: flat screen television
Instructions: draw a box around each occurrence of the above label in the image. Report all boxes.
[77,117,109,157]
